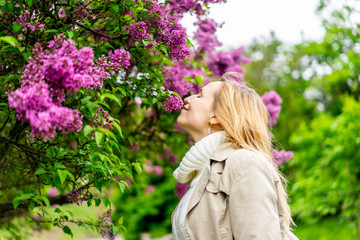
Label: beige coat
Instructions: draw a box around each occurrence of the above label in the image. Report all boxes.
[172,142,286,240]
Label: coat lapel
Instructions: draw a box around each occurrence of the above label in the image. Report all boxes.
[186,141,238,214]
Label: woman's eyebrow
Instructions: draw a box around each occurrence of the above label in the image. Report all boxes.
[199,88,204,95]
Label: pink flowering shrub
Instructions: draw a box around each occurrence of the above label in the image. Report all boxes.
[208,47,251,77]
[162,95,184,112]
[272,149,294,167]
[261,90,283,126]
[6,35,130,140]
[96,210,115,240]
[14,10,45,34]
[194,18,222,55]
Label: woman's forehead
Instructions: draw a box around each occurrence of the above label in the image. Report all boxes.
[202,81,223,95]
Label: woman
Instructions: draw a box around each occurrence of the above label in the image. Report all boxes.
[171,72,299,240]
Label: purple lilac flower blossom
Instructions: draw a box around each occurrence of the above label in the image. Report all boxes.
[152,166,163,175]
[47,187,59,197]
[96,209,115,240]
[163,61,205,97]
[126,21,151,42]
[261,90,283,126]
[194,18,222,55]
[162,146,179,163]
[145,185,155,194]
[6,35,130,140]
[139,0,190,61]
[58,7,66,19]
[67,189,90,206]
[174,123,187,134]
[14,10,45,34]
[163,95,184,112]
[272,149,294,167]
[166,0,227,18]
[207,47,251,77]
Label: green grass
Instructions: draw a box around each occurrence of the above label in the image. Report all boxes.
[293,217,357,240]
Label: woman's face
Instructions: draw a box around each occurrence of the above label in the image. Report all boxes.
[177,81,222,138]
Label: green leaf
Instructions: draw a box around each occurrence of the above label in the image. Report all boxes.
[13,193,33,209]
[66,30,74,39]
[110,3,119,13]
[115,87,127,96]
[29,200,35,210]
[83,125,94,137]
[95,131,105,147]
[132,162,142,175]
[112,225,119,235]
[39,196,50,208]
[0,36,19,47]
[26,0,33,7]
[35,167,47,175]
[102,197,111,208]
[98,127,118,143]
[58,169,67,184]
[95,198,101,206]
[53,173,60,187]
[95,181,102,193]
[137,0,143,9]
[195,75,204,86]
[160,45,168,55]
[44,29,59,33]
[65,170,75,181]
[63,226,73,237]
[12,23,22,34]
[54,162,66,169]
[100,93,122,107]
[111,122,123,139]
[13,198,22,209]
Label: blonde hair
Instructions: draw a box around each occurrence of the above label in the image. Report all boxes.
[213,72,295,231]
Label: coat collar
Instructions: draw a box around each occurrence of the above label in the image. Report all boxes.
[209,141,239,162]
[186,141,239,215]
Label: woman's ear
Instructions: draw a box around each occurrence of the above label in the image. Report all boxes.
[209,115,219,125]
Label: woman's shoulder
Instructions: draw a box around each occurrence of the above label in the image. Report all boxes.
[224,148,275,180]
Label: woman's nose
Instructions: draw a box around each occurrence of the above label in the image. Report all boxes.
[184,96,190,105]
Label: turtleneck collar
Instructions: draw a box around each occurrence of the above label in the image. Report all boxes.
[173,131,227,184]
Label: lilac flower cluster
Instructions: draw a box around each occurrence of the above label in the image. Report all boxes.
[261,90,283,126]
[173,123,187,134]
[126,21,152,42]
[67,189,90,206]
[272,149,294,167]
[162,145,179,163]
[145,185,155,194]
[175,182,189,199]
[14,10,45,34]
[144,160,163,175]
[96,209,115,240]
[166,0,227,18]
[194,18,222,55]
[163,95,184,112]
[47,187,59,197]
[129,0,191,61]
[58,7,66,19]
[207,47,251,77]
[92,106,115,130]
[163,62,205,97]
[6,35,130,140]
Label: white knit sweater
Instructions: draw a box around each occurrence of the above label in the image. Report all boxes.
[172,131,227,240]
